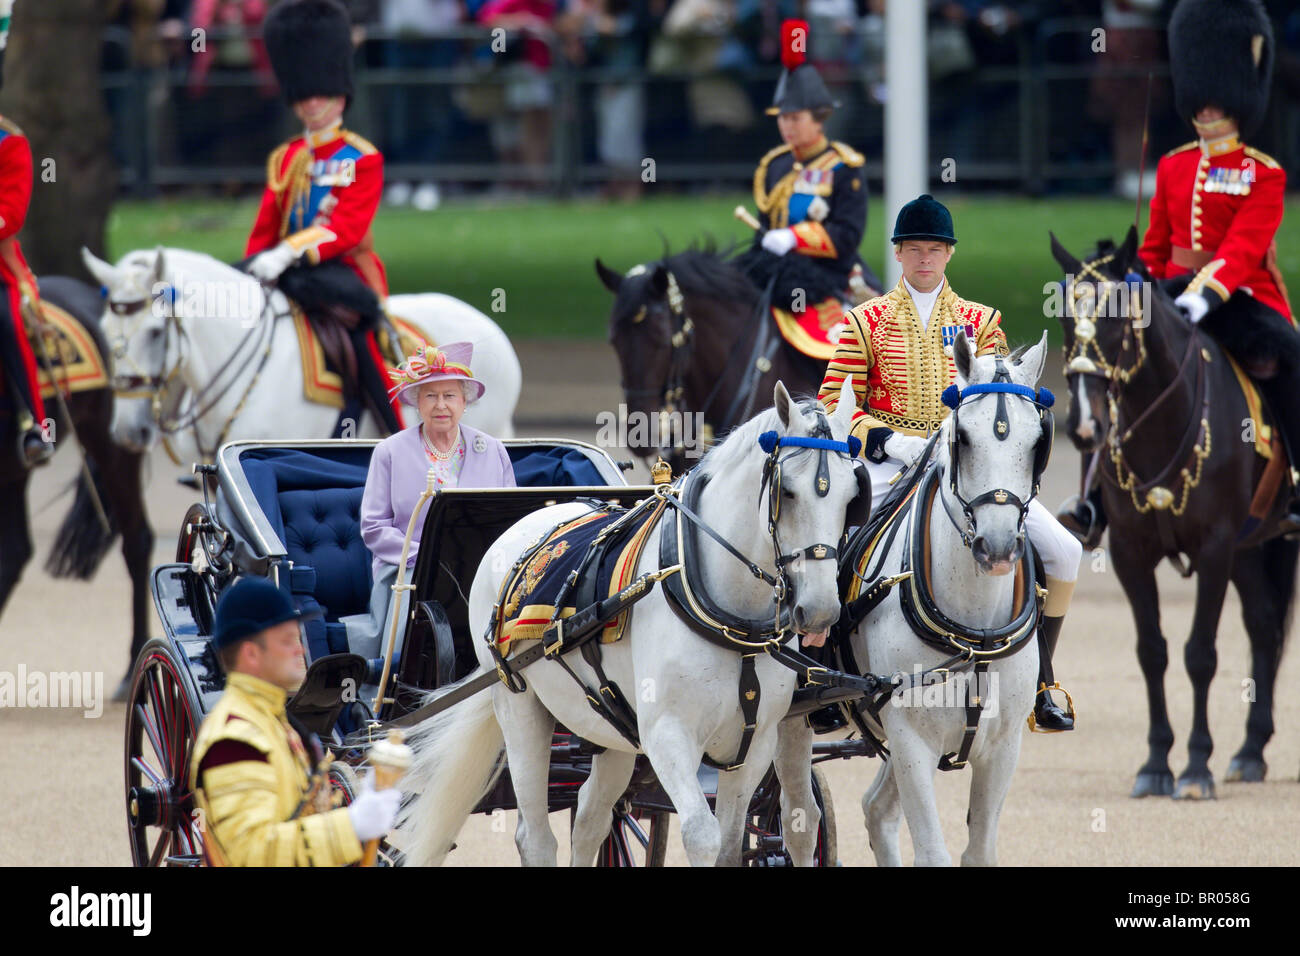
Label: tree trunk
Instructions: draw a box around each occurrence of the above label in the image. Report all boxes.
[0,0,115,277]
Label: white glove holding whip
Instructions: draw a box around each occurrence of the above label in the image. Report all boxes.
[761,228,797,256]
[347,774,401,842]
[884,433,929,465]
[248,241,300,282]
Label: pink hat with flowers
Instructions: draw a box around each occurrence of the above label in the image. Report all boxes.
[388,342,486,406]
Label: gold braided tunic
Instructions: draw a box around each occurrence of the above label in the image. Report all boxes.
[817,278,1008,446]
[190,672,362,867]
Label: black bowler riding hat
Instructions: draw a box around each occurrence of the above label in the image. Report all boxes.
[767,19,838,116]
[212,578,321,651]
[1168,0,1274,138]
[892,195,957,245]
[264,0,355,107]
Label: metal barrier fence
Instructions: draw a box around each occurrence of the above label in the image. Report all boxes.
[101,17,1298,196]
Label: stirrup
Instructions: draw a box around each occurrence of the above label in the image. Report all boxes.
[1027,681,1076,734]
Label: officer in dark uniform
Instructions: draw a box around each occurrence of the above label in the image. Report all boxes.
[738,19,879,331]
[1059,0,1300,543]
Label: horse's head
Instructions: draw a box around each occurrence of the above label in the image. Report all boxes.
[82,246,177,451]
[942,331,1054,576]
[596,257,684,457]
[1049,226,1152,453]
[701,378,864,641]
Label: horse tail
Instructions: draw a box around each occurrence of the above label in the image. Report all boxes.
[394,670,504,867]
[45,456,118,580]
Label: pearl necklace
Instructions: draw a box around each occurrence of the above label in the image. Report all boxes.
[422,427,459,461]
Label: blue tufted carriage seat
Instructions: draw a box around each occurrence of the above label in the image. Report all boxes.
[236,443,611,663]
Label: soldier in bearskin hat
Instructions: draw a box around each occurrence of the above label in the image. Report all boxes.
[818,195,1083,732]
[0,0,53,467]
[736,19,880,349]
[1059,0,1300,542]
[245,0,403,434]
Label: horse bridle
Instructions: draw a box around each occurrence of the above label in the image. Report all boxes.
[937,358,1055,549]
[104,279,283,458]
[1064,253,1212,519]
[619,265,697,450]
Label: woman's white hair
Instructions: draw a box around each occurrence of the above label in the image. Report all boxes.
[415,380,479,405]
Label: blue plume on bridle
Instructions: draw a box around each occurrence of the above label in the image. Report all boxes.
[758,430,862,458]
[941,382,1054,409]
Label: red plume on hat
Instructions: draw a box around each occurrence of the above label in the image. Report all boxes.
[781,19,808,70]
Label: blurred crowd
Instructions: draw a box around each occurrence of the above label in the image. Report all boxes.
[104,0,1300,198]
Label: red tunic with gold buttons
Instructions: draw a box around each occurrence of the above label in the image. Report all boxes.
[0,116,45,424]
[1139,137,1290,321]
[246,123,388,296]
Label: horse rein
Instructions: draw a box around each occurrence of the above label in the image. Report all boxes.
[619,265,698,457]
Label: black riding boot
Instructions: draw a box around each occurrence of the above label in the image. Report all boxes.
[1249,375,1300,535]
[349,329,403,435]
[1056,454,1106,549]
[1031,615,1074,733]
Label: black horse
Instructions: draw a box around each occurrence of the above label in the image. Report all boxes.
[0,277,153,693]
[596,245,828,474]
[1051,228,1297,800]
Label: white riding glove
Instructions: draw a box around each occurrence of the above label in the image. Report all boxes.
[1174,291,1209,325]
[347,776,402,842]
[761,228,798,256]
[248,241,300,282]
[883,433,929,465]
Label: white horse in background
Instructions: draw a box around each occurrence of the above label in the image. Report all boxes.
[396,382,861,866]
[779,332,1052,867]
[81,246,520,463]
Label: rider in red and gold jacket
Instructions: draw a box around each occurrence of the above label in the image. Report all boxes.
[1060,0,1300,539]
[0,2,52,467]
[245,0,402,433]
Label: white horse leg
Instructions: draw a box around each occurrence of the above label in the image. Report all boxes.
[641,716,719,867]
[862,759,904,867]
[713,734,780,868]
[961,734,1021,867]
[569,749,638,866]
[494,685,559,866]
[772,717,819,867]
[889,725,951,866]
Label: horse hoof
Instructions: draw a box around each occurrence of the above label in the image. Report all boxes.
[1225,756,1267,783]
[1130,770,1174,798]
[1172,774,1217,800]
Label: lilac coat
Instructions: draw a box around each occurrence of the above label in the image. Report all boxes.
[360,423,516,577]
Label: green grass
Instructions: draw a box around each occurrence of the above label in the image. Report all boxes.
[108,194,1300,345]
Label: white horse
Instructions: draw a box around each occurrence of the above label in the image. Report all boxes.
[80,246,520,462]
[395,382,861,866]
[780,332,1052,867]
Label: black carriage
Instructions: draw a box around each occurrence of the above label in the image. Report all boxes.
[125,437,856,867]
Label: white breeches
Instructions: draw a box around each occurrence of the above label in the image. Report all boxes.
[863,457,1082,583]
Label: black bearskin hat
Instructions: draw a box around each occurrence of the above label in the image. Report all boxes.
[264,0,355,106]
[1168,0,1274,138]
[767,19,838,116]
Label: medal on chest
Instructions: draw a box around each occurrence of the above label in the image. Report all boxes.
[1204,165,1251,195]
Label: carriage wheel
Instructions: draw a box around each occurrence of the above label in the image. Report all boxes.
[175,503,223,637]
[124,639,205,867]
[597,801,669,867]
[742,767,838,867]
[567,800,668,866]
